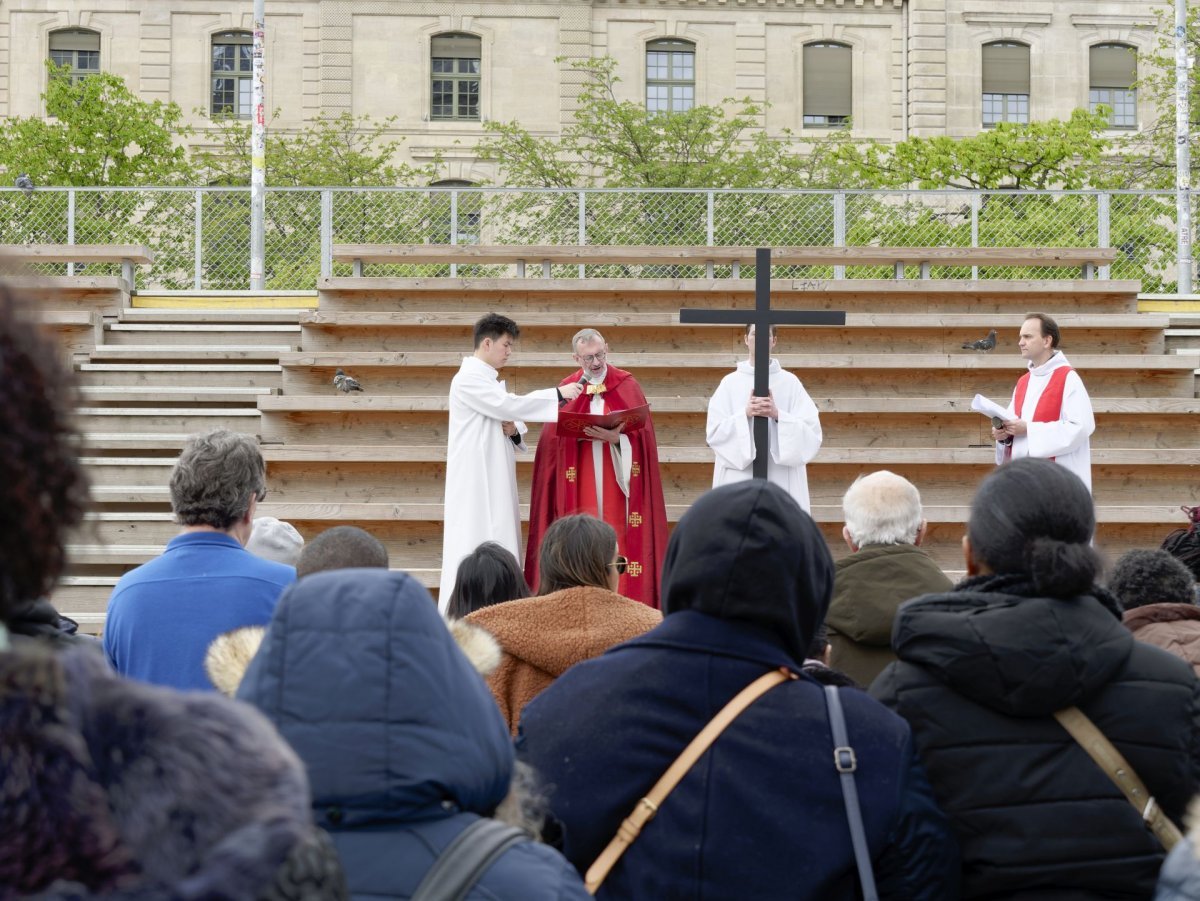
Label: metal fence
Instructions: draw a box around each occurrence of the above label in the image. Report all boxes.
[0,186,1195,292]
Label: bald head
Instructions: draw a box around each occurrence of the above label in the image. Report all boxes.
[842,471,926,549]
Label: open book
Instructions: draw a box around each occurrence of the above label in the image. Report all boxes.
[558,403,650,435]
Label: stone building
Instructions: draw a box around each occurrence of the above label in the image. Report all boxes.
[0,0,1163,183]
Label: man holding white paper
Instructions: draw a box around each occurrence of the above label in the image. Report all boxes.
[989,313,1095,492]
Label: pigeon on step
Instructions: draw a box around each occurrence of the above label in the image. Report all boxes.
[333,368,364,393]
[961,329,997,352]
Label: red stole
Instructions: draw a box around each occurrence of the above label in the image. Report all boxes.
[524,366,668,608]
[1005,366,1072,461]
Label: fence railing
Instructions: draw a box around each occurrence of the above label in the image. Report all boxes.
[0,187,1195,292]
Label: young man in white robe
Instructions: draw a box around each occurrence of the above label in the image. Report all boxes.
[992,312,1095,492]
[706,324,823,512]
[438,314,583,613]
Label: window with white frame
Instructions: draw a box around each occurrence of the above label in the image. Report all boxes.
[1089,43,1137,129]
[431,34,481,121]
[48,29,100,84]
[211,31,252,119]
[803,42,851,128]
[982,41,1030,126]
[646,39,695,113]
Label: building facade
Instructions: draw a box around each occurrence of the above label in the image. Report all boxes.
[0,0,1163,183]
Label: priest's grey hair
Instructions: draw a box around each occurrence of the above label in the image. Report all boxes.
[842,470,924,547]
[571,328,605,352]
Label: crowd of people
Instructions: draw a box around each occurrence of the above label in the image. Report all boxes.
[2,288,1200,900]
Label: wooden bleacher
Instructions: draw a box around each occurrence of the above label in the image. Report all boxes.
[38,244,1200,632]
[1,244,154,317]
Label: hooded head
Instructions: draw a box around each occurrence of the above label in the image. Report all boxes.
[660,481,834,663]
[237,568,512,828]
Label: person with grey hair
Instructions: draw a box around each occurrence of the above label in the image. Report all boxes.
[103,429,294,691]
[525,327,668,608]
[825,471,953,685]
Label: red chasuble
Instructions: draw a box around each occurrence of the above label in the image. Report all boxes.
[1004,366,1072,462]
[525,366,668,608]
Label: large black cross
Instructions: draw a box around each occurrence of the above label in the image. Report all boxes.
[680,247,846,479]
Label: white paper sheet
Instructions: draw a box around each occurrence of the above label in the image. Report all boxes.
[971,393,1012,422]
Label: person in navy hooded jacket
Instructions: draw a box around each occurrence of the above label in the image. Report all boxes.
[518,480,959,899]
[237,567,589,901]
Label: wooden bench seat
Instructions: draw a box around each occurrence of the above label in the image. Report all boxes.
[1,243,154,283]
[80,386,275,405]
[89,344,294,362]
[317,278,1141,316]
[299,311,1169,355]
[90,485,172,504]
[78,362,283,390]
[32,308,103,356]
[106,322,301,347]
[77,408,260,436]
[334,244,1118,279]
[278,352,1200,398]
[119,308,303,324]
[80,457,177,486]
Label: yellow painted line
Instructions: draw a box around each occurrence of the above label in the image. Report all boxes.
[1139,300,1200,312]
[133,294,318,310]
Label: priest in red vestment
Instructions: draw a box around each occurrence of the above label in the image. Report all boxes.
[525,329,668,608]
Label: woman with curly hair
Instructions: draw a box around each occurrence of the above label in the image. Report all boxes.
[0,281,346,899]
[0,282,91,644]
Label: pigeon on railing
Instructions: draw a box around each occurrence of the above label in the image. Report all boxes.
[961,329,997,353]
[15,174,34,195]
[333,368,364,393]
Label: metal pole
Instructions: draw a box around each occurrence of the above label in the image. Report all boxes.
[578,191,586,278]
[194,189,203,289]
[66,189,75,276]
[1176,0,1193,294]
[250,0,266,290]
[320,189,332,279]
[1097,193,1111,280]
[833,192,846,279]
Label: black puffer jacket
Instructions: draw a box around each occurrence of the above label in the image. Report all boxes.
[871,573,1200,900]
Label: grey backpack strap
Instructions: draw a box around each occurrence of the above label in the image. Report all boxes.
[411,817,527,901]
[824,685,880,901]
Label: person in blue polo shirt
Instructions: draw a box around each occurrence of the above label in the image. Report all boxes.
[103,429,294,690]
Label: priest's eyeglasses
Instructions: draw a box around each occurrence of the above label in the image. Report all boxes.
[578,351,607,365]
[608,555,629,575]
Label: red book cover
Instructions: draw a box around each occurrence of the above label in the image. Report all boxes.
[556,403,650,435]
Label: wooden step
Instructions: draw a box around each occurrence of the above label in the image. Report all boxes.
[120,308,303,324]
[77,362,282,389]
[299,311,1169,355]
[90,485,172,503]
[105,323,301,347]
[278,354,1200,398]
[77,408,260,436]
[81,457,177,486]
[91,345,293,362]
[80,386,275,405]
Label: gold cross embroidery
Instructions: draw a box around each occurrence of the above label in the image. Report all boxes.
[565,466,577,483]
[628,561,643,577]
[631,462,641,478]
[628,512,642,527]
[586,383,607,395]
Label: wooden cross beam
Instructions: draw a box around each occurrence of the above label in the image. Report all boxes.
[680,247,846,479]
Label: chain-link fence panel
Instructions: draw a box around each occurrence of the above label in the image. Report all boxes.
[1109,192,1175,292]
[974,192,1098,280]
[264,190,322,290]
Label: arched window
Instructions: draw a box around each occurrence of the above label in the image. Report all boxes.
[982,41,1030,125]
[431,34,481,121]
[211,31,252,118]
[1090,43,1137,129]
[646,39,695,113]
[48,28,100,84]
[803,42,851,128]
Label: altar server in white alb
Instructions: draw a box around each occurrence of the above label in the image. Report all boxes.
[706,324,823,511]
[439,313,584,613]
[992,312,1095,492]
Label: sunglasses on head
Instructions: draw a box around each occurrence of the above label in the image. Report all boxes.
[608,554,629,575]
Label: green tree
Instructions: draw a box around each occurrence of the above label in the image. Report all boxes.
[477,56,852,190]
[1113,2,1200,188]
[839,108,1115,190]
[0,64,193,186]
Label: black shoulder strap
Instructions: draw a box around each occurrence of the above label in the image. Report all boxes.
[411,817,527,901]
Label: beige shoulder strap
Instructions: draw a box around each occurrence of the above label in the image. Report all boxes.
[584,667,796,895]
[1053,706,1182,851]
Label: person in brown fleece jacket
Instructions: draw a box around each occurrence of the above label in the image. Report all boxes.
[465,514,661,733]
[1110,548,1200,678]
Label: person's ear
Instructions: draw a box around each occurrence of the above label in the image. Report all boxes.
[914,519,928,547]
[963,534,979,576]
[842,526,858,553]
